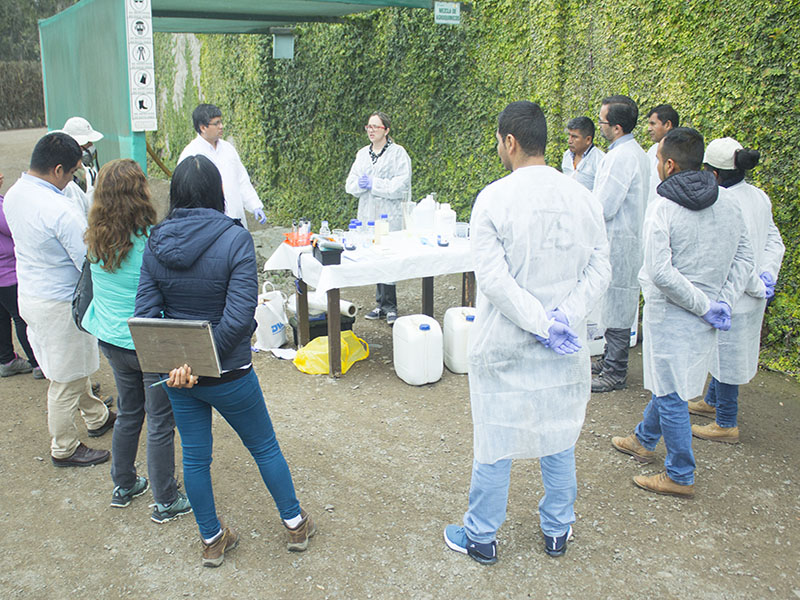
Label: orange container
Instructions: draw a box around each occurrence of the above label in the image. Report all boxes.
[283,232,313,247]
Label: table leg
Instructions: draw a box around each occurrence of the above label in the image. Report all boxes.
[297,279,310,346]
[462,271,476,307]
[422,276,434,317]
[327,288,342,377]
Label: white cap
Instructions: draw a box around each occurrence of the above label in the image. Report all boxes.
[703,137,742,170]
[62,117,104,146]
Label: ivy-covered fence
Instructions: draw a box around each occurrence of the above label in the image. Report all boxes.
[148,0,800,373]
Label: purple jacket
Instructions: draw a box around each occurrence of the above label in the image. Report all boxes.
[0,195,18,287]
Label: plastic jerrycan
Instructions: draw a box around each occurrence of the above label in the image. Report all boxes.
[443,307,476,374]
[392,314,443,385]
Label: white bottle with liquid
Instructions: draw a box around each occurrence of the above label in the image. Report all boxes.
[434,203,457,241]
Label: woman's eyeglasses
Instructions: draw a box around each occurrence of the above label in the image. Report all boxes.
[365,125,386,131]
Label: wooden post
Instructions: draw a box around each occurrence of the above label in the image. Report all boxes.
[422,276,434,317]
[296,279,310,346]
[327,288,342,377]
[462,271,476,307]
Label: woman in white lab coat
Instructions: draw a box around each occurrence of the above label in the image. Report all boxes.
[345,112,412,324]
[689,138,785,444]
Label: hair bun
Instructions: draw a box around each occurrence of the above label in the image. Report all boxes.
[734,148,760,171]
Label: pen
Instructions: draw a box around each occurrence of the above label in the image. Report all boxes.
[149,377,170,388]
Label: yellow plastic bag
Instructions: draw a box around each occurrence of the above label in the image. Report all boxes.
[293,331,369,374]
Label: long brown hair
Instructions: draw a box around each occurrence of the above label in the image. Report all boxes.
[86,159,156,272]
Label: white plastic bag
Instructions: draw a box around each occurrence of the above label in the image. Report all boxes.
[254,282,289,351]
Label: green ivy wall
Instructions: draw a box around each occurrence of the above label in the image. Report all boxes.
[149,0,800,373]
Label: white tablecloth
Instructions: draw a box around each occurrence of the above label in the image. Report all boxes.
[263,232,473,294]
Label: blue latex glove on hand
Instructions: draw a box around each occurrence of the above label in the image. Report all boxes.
[759,271,776,300]
[253,207,267,225]
[535,309,568,343]
[358,174,372,190]
[702,301,732,331]
[536,309,581,355]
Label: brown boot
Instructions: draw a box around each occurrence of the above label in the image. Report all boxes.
[285,508,316,552]
[687,399,716,418]
[633,471,694,498]
[202,527,239,567]
[611,434,656,464]
[692,422,739,444]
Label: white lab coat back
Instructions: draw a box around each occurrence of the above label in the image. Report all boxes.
[468,165,611,463]
[178,136,262,228]
[345,142,411,231]
[639,192,753,400]
[593,135,650,328]
[712,182,785,384]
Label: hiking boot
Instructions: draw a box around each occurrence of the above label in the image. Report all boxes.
[365,307,384,320]
[633,471,694,498]
[543,526,573,557]
[92,381,101,395]
[150,492,192,523]
[611,433,656,464]
[0,354,33,377]
[110,476,149,508]
[285,508,316,552]
[99,395,114,407]
[202,527,239,567]
[692,422,739,444]
[443,524,498,565]
[591,372,627,393]
[590,357,606,375]
[386,311,398,326]
[32,366,46,379]
[88,410,116,437]
[688,399,716,418]
[51,442,110,467]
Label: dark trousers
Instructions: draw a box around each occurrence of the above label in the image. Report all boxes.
[602,327,630,378]
[376,283,397,313]
[0,284,37,366]
[99,340,179,505]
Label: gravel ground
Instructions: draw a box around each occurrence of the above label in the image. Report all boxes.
[0,128,798,599]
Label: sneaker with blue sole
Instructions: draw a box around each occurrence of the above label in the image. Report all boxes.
[150,492,193,524]
[543,526,573,557]
[110,476,149,508]
[444,524,497,565]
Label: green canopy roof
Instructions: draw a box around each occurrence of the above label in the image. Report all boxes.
[152,0,433,34]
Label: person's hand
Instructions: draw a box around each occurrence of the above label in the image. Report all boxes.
[253,207,267,225]
[759,271,776,300]
[702,301,732,331]
[167,364,198,388]
[535,309,569,344]
[358,174,372,190]
[545,322,582,355]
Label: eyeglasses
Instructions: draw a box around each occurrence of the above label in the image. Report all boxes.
[208,120,223,127]
[598,120,610,125]
[365,125,386,131]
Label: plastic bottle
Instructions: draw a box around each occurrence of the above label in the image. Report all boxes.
[443,307,476,374]
[345,223,357,249]
[435,202,457,241]
[375,213,390,244]
[392,315,443,385]
[366,220,375,247]
[319,220,331,237]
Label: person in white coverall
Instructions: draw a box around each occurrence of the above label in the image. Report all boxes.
[444,101,611,564]
[688,138,784,444]
[591,95,651,393]
[561,116,605,191]
[178,104,266,229]
[345,111,412,325]
[645,105,679,206]
[611,128,754,498]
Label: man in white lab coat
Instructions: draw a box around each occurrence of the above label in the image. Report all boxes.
[178,104,266,229]
[443,101,611,563]
[611,128,753,497]
[645,105,679,206]
[560,116,605,191]
[591,95,650,393]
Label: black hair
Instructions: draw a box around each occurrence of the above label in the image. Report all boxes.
[646,104,680,129]
[192,104,222,134]
[30,132,82,174]
[661,127,705,172]
[369,111,391,130]
[168,155,225,215]
[705,148,760,188]
[566,116,595,140]
[601,95,638,134]
[497,101,547,156]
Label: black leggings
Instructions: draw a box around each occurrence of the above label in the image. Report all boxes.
[0,284,37,366]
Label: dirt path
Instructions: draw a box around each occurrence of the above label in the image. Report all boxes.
[0,128,797,599]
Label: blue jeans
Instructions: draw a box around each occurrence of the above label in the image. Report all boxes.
[99,341,178,505]
[167,369,301,538]
[463,446,576,542]
[635,392,696,485]
[703,377,739,427]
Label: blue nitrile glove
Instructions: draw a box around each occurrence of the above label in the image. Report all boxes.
[546,322,582,355]
[759,271,776,300]
[253,207,267,225]
[358,174,372,190]
[702,301,732,331]
[535,309,569,345]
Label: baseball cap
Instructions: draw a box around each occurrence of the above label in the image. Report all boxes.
[62,117,104,146]
[703,137,742,170]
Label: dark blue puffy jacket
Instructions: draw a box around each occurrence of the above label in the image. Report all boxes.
[135,208,257,371]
